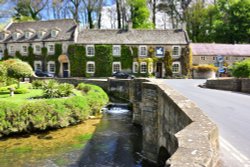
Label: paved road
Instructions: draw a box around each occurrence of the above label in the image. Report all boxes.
[164,79,250,167]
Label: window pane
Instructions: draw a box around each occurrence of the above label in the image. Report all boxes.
[140,47,147,56]
[133,62,138,73]
[36,63,41,71]
[140,62,147,73]
[87,62,95,73]
[172,47,180,56]
[113,46,121,56]
[87,46,94,56]
[113,63,121,73]
[49,64,55,72]
[36,45,41,52]
[172,63,179,73]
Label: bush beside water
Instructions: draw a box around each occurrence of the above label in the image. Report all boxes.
[0,82,109,137]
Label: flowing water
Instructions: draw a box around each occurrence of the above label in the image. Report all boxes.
[0,104,157,167]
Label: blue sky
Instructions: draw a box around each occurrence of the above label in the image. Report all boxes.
[0,0,115,26]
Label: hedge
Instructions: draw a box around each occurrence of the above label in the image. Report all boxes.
[0,84,109,137]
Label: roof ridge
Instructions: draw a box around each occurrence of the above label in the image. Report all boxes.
[12,19,75,24]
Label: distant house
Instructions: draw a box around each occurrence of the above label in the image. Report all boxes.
[191,43,250,66]
[0,19,78,77]
[0,19,190,78]
[76,28,190,78]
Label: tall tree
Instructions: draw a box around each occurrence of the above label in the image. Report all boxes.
[148,0,157,28]
[116,0,121,28]
[69,0,81,22]
[129,0,153,29]
[13,0,48,21]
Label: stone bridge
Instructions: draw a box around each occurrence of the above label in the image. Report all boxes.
[37,77,220,167]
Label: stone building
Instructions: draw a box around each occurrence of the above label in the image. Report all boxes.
[0,19,78,77]
[76,28,190,78]
[0,19,190,78]
[191,43,250,66]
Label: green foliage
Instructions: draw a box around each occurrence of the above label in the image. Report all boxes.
[14,88,29,94]
[231,59,250,78]
[180,47,191,76]
[32,80,45,89]
[95,45,113,77]
[7,60,33,80]
[76,83,91,94]
[164,51,173,77]
[0,84,108,137]
[42,80,74,98]
[121,45,134,69]
[68,44,86,77]
[0,63,7,87]
[129,0,154,29]
[186,0,250,43]
[46,44,62,74]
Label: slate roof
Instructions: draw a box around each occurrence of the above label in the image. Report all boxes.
[191,43,250,57]
[77,29,189,45]
[0,19,77,43]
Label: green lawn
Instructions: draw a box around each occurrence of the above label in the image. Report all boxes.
[0,83,43,103]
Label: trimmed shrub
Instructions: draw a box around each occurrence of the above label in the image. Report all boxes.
[231,59,250,78]
[76,83,91,93]
[192,65,218,72]
[32,80,45,89]
[14,88,29,94]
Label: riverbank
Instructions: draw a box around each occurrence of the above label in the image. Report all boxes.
[0,118,101,167]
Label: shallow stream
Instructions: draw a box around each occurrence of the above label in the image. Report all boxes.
[0,104,157,167]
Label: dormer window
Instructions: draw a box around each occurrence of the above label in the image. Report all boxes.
[13,32,19,40]
[51,30,58,38]
[38,31,45,39]
[0,33,5,40]
[25,32,30,39]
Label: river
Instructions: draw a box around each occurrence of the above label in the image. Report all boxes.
[0,104,157,167]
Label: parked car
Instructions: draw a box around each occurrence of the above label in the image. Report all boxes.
[112,71,135,79]
[35,70,54,77]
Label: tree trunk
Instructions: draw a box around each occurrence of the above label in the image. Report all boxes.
[88,10,94,28]
[116,0,121,29]
[152,0,156,28]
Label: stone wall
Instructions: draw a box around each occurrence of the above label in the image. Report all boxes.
[136,80,219,167]
[206,78,250,93]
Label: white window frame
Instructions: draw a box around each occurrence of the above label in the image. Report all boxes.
[25,32,30,39]
[113,45,121,56]
[86,61,95,73]
[172,46,181,58]
[139,45,147,57]
[34,44,42,54]
[133,62,139,73]
[0,33,5,40]
[12,32,18,40]
[22,45,28,54]
[34,61,42,71]
[200,56,206,61]
[140,62,147,73]
[38,31,44,39]
[48,44,55,53]
[51,30,58,38]
[86,45,95,57]
[9,45,15,54]
[112,62,121,73]
[47,61,56,73]
[172,62,181,74]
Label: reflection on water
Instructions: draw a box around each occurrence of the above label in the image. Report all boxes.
[0,104,157,167]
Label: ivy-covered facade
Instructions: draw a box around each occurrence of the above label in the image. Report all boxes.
[0,19,190,78]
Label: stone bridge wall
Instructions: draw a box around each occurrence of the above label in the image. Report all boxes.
[109,78,219,167]
[206,78,250,93]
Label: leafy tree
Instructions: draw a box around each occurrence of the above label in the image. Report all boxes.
[6,59,33,88]
[129,0,153,29]
[231,59,250,78]
[0,62,7,87]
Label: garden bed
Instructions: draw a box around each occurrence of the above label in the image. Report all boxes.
[0,82,109,137]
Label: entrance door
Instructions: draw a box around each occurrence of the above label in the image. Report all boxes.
[156,62,163,78]
[63,63,69,78]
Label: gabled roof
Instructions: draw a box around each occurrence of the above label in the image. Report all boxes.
[191,43,250,57]
[77,29,189,45]
[0,19,77,43]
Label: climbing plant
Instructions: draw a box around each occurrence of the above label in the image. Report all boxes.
[164,50,173,77]
[95,45,112,77]
[180,47,191,76]
[68,44,86,77]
